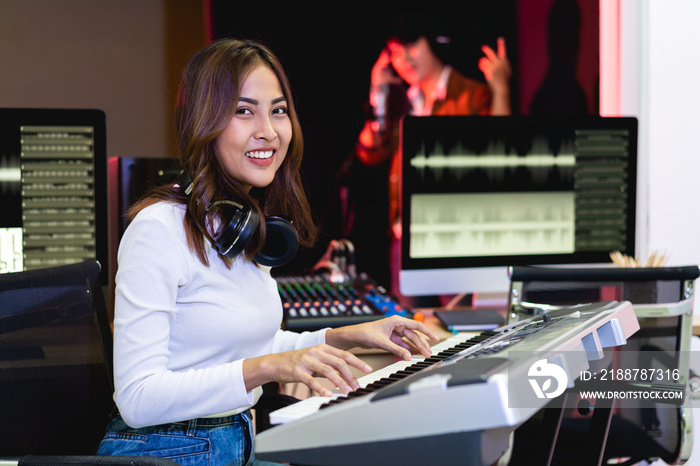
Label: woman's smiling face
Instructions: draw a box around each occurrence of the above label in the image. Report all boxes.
[214,64,292,192]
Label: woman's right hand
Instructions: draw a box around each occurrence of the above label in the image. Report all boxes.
[242,344,373,397]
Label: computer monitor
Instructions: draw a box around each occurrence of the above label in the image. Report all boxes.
[0,108,108,284]
[399,115,638,301]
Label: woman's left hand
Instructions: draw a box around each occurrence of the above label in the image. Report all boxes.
[326,315,441,361]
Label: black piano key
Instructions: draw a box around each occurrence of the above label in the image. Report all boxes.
[403,366,424,373]
[320,400,340,409]
[421,357,443,364]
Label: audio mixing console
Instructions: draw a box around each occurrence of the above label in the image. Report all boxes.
[276,274,411,332]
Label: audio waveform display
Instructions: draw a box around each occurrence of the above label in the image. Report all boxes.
[0,162,21,194]
[410,192,574,258]
[406,133,576,194]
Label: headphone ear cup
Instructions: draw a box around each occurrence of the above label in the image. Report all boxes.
[212,202,260,259]
[254,216,299,267]
[209,201,297,266]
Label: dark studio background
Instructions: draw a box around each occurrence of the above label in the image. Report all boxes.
[207,0,598,280]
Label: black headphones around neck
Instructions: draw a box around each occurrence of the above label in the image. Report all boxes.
[179,171,298,267]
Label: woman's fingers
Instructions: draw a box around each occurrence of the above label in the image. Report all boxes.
[383,317,439,359]
[400,328,434,358]
[295,345,372,396]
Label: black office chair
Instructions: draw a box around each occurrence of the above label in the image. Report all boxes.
[0,261,178,466]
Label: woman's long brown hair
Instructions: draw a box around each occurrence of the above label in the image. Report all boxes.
[126,39,316,267]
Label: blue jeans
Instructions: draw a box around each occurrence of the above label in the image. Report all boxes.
[97,410,282,466]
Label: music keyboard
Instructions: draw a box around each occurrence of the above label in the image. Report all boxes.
[268,331,487,425]
[255,301,640,466]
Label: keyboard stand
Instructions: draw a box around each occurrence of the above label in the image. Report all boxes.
[506,265,699,465]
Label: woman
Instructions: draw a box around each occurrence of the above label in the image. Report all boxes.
[97,39,438,465]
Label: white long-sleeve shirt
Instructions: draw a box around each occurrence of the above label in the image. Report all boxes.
[112,201,327,428]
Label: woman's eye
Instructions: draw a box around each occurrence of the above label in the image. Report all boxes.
[236,107,252,115]
[273,106,288,115]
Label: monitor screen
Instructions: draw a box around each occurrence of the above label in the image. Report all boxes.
[400,115,638,299]
[0,108,108,284]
